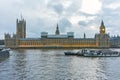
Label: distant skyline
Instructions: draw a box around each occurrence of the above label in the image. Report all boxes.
[0,0,120,39]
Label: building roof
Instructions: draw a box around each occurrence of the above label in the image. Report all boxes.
[47,35,68,39]
[110,37,120,41]
[18,36,96,40]
[74,38,95,40]
[19,38,40,40]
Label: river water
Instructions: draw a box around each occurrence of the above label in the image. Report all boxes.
[0,49,120,80]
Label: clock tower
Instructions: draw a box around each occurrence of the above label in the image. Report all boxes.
[95,20,110,48]
[100,20,105,34]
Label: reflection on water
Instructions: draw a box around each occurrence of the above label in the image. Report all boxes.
[0,58,8,63]
[0,49,120,80]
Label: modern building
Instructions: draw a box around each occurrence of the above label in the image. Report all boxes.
[5,17,111,48]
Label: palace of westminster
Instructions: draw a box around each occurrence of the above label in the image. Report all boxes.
[4,17,120,48]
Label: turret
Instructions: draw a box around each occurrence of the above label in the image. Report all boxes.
[4,33,11,39]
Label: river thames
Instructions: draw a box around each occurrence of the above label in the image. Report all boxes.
[0,49,120,80]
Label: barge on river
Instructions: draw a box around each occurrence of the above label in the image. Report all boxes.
[64,49,120,57]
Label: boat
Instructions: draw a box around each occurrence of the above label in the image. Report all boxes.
[64,49,85,56]
[83,49,120,57]
[64,49,120,57]
[0,48,10,58]
[64,51,78,55]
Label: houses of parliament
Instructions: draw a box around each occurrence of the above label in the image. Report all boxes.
[4,17,120,48]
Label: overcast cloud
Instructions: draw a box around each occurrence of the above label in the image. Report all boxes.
[0,0,120,39]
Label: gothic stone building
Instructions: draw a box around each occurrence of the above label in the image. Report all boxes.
[5,18,110,48]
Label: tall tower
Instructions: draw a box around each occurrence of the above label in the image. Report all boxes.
[95,20,110,48]
[16,16,26,38]
[55,24,60,35]
[100,20,105,34]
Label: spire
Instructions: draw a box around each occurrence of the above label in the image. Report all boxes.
[20,13,24,21]
[21,13,23,20]
[84,33,86,39]
[16,18,18,23]
[101,20,105,28]
[100,20,106,34]
[57,24,58,29]
[55,24,60,35]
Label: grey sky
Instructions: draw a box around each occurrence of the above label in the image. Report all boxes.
[0,0,120,39]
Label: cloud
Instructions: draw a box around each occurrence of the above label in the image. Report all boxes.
[106,2,120,10]
[59,18,72,32]
[100,0,120,36]
[80,0,102,14]
[0,0,120,39]
[48,3,64,15]
[78,21,87,27]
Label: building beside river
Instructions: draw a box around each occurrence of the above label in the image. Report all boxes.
[110,36,120,47]
[5,17,111,48]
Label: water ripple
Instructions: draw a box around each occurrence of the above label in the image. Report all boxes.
[0,49,120,80]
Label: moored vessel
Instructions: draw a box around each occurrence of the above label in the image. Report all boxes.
[0,48,10,58]
[64,50,84,56]
[64,49,120,57]
[64,51,78,55]
[83,49,120,57]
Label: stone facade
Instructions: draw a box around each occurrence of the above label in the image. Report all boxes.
[110,36,120,47]
[5,18,110,48]
[16,18,26,38]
